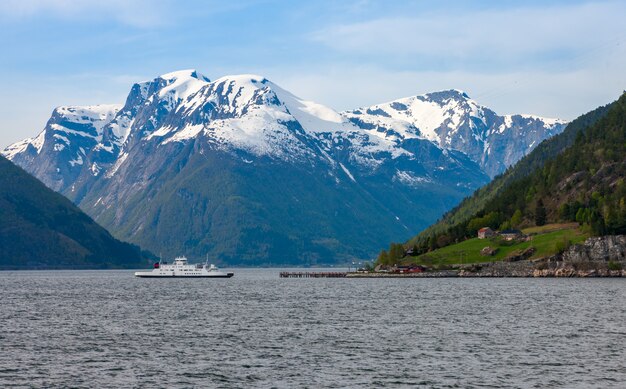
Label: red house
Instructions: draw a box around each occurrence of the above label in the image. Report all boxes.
[478,227,495,239]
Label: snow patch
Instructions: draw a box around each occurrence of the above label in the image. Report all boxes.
[271,83,354,133]
[53,133,69,144]
[394,170,432,187]
[518,114,567,128]
[2,138,32,159]
[163,124,204,143]
[91,163,101,176]
[158,69,210,102]
[106,152,128,178]
[339,163,356,182]
[69,154,83,166]
[55,104,121,134]
[50,123,98,139]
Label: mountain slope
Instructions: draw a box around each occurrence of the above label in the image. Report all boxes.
[343,89,566,177]
[3,70,565,264]
[0,156,150,269]
[4,104,121,192]
[72,74,487,264]
[407,94,622,253]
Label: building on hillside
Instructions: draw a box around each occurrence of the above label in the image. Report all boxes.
[478,227,496,239]
[500,229,523,241]
[394,265,426,274]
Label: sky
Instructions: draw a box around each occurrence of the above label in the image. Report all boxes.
[0,0,625,148]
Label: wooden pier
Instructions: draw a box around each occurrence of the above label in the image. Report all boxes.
[279,271,347,278]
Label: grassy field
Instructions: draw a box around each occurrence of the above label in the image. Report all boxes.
[521,222,580,235]
[405,224,589,267]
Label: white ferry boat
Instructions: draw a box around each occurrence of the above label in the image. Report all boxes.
[134,256,234,278]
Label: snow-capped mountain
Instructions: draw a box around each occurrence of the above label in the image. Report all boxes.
[5,104,121,191]
[2,70,565,264]
[343,89,566,178]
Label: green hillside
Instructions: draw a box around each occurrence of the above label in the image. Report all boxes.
[379,93,625,263]
[0,156,151,269]
[405,224,589,268]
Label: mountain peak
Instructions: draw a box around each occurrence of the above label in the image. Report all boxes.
[423,89,471,102]
[157,69,210,83]
[50,104,121,138]
[53,104,121,119]
[214,74,268,85]
[1,69,573,265]
[129,69,212,105]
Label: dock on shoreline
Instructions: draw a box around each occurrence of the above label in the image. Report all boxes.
[280,267,626,278]
[278,271,458,278]
[279,271,347,278]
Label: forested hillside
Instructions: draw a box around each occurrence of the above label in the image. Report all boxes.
[392,94,624,258]
[0,156,151,269]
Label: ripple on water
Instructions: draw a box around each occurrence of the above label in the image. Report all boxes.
[0,270,625,388]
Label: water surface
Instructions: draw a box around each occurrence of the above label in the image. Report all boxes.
[1,269,624,388]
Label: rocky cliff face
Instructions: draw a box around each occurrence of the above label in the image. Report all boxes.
[534,235,626,276]
[560,235,626,263]
[460,235,626,277]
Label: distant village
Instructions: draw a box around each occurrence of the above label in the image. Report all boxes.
[370,226,530,274]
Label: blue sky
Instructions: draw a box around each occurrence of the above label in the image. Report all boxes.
[1,0,625,147]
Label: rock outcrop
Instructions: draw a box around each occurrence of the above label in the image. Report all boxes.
[460,235,626,277]
[559,235,626,263]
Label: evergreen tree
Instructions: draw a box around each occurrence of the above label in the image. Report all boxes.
[377,249,389,265]
[576,208,585,225]
[535,199,547,226]
[389,243,405,262]
[510,209,523,227]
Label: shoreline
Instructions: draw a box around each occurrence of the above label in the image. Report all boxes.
[346,270,626,278]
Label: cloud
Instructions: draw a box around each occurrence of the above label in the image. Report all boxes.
[0,0,170,27]
[0,0,267,28]
[292,0,626,120]
[275,61,625,121]
[310,1,626,72]
[1,0,625,148]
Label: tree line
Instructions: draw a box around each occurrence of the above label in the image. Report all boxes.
[381,92,626,262]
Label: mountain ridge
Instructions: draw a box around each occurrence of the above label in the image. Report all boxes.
[3,69,566,264]
[403,94,621,256]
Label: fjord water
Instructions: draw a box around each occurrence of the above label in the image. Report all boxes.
[1,270,624,388]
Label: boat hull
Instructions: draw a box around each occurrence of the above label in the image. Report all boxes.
[135,257,233,278]
[135,273,234,278]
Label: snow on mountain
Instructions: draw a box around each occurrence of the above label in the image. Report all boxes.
[140,74,312,160]
[3,72,566,185]
[270,81,350,133]
[1,70,567,263]
[101,69,211,149]
[157,69,211,101]
[2,135,40,160]
[137,74,410,166]
[55,105,121,135]
[2,104,120,191]
[343,89,567,177]
[18,104,121,155]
